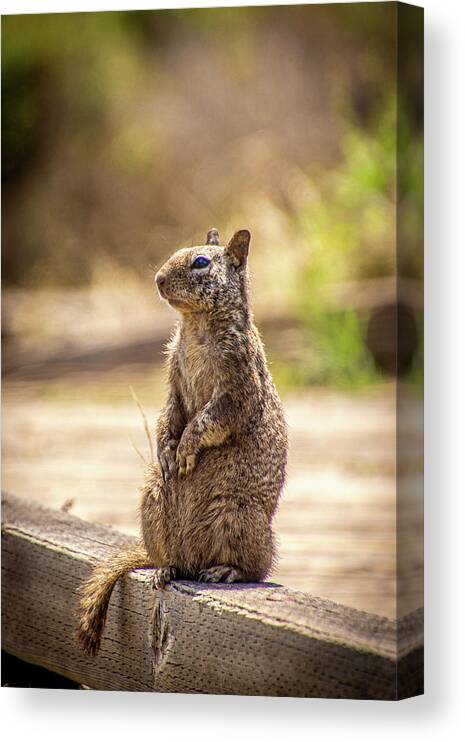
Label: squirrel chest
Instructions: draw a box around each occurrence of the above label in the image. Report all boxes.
[177,330,222,416]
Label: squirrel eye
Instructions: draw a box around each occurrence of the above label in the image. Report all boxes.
[191,255,211,270]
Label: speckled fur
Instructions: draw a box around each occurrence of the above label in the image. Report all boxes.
[77,229,288,656]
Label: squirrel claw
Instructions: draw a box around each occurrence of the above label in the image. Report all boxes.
[185,454,197,475]
[152,566,177,591]
[198,565,244,583]
[158,439,178,482]
[176,451,197,477]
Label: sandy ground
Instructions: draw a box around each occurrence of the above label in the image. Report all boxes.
[2,366,423,619]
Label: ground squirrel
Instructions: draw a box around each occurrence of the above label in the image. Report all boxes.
[77,228,288,655]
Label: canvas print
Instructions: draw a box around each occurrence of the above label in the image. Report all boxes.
[1,2,423,699]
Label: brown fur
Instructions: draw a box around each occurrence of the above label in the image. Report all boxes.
[77,229,288,655]
[76,542,151,656]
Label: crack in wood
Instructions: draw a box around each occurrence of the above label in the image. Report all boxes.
[1,492,423,698]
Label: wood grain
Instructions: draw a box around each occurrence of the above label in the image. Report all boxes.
[2,383,423,618]
[1,492,423,699]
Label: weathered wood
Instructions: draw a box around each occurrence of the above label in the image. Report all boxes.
[1,492,423,699]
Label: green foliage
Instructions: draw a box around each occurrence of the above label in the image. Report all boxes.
[2,7,422,392]
[289,95,422,389]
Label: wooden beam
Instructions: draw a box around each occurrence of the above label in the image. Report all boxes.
[1,492,423,698]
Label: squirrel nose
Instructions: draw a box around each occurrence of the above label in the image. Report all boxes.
[156,272,166,290]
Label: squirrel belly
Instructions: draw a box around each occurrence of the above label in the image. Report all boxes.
[77,228,288,656]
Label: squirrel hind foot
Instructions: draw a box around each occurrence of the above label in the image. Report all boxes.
[151,565,178,591]
[197,565,246,584]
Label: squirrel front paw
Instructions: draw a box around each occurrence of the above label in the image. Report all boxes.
[176,434,198,477]
[157,438,178,482]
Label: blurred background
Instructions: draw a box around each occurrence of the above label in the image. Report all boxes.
[2,3,423,618]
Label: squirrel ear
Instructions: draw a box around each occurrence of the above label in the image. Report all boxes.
[206,228,220,246]
[226,230,250,268]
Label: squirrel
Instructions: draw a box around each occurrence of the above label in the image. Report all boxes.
[77,228,288,656]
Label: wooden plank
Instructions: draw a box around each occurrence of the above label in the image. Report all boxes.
[1,492,423,699]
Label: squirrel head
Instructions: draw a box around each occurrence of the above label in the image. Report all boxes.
[155,229,251,316]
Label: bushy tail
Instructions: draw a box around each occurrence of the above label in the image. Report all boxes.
[76,542,152,656]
